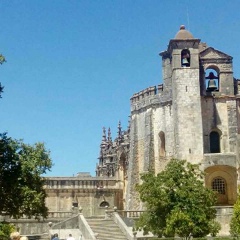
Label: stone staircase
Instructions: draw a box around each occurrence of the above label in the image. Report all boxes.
[86,217,127,240]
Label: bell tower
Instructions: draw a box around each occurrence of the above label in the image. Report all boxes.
[168,25,204,163]
[126,25,239,210]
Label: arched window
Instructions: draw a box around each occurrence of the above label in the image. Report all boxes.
[181,49,190,67]
[210,131,220,153]
[212,177,226,195]
[159,131,166,157]
[100,201,109,208]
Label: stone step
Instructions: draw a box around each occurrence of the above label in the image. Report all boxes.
[86,218,127,240]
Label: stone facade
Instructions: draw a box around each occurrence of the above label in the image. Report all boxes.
[44,174,123,217]
[44,26,240,230]
[124,25,240,210]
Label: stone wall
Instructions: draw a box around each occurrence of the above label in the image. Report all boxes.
[201,97,238,154]
[216,206,233,235]
[45,177,123,217]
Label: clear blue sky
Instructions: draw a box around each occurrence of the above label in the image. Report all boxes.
[0,0,240,176]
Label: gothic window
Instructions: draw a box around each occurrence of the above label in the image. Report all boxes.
[181,49,190,67]
[212,177,226,194]
[159,131,166,157]
[210,131,220,153]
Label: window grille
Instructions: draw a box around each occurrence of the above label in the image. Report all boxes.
[212,177,226,194]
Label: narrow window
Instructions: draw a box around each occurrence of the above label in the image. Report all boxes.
[210,131,220,153]
[159,131,166,157]
[181,49,190,67]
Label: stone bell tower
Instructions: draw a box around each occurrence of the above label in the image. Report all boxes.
[169,25,204,163]
[125,25,240,211]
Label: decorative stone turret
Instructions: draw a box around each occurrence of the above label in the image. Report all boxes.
[95,122,130,180]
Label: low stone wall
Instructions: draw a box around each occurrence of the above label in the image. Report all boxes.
[4,206,234,237]
[51,215,79,230]
[216,206,233,236]
[9,219,50,235]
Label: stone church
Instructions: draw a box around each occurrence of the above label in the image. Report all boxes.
[44,25,240,221]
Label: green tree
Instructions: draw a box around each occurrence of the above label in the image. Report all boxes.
[209,220,221,237]
[230,188,240,236]
[0,222,16,237]
[135,159,219,239]
[0,133,52,219]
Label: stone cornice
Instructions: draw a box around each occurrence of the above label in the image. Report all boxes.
[131,98,172,114]
[168,39,201,53]
[203,94,239,100]
[45,188,122,194]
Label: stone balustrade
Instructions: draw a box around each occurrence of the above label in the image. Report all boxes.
[118,210,145,218]
[48,211,73,219]
[44,178,119,189]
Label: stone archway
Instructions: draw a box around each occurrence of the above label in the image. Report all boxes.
[205,165,237,205]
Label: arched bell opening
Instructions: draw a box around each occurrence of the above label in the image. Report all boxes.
[205,67,219,92]
[181,49,190,67]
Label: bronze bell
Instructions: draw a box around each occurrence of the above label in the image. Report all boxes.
[207,79,217,91]
[182,58,189,65]
[206,71,218,92]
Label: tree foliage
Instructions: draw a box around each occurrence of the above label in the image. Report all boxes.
[0,222,16,237]
[0,133,52,219]
[230,188,240,236]
[135,159,219,239]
